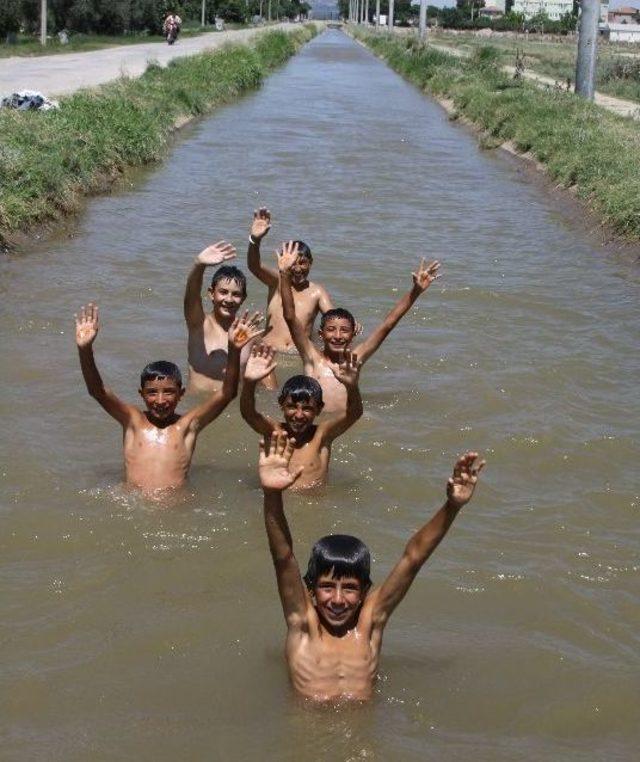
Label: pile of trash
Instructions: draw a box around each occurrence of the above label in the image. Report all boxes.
[0,90,59,111]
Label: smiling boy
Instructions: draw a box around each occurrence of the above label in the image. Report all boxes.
[259,431,485,701]
[246,208,333,388]
[278,242,440,412]
[184,239,258,393]
[240,345,362,490]
[76,303,262,494]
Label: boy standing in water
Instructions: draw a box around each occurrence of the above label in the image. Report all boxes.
[75,303,263,494]
[241,347,362,490]
[259,431,485,701]
[246,208,334,389]
[184,239,257,393]
[278,242,440,412]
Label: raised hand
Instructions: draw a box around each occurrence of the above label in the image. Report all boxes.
[330,349,362,388]
[277,240,299,273]
[446,452,485,509]
[412,258,441,293]
[196,240,237,267]
[229,311,265,350]
[75,303,99,348]
[259,431,304,492]
[244,343,278,382]
[251,207,272,242]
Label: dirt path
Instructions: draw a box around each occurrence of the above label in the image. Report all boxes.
[427,40,640,120]
[0,23,301,98]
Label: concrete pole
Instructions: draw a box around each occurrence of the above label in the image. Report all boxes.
[419,0,427,39]
[388,0,395,31]
[268,0,271,21]
[365,0,369,24]
[575,0,600,99]
[376,0,380,28]
[201,0,206,26]
[40,0,47,46]
[349,0,353,22]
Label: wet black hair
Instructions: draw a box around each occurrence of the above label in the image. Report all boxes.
[210,265,247,297]
[304,535,372,591]
[277,375,324,408]
[140,361,183,388]
[320,308,356,331]
[293,240,312,262]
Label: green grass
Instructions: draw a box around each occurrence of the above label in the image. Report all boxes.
[431,31,640,104]
[0,25,211,58]
[0,25,317,247]
[353,29,640,240]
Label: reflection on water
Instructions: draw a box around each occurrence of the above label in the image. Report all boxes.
[1,30,639,761]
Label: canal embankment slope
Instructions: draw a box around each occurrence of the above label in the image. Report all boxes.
[350,27,640,243]
[0,25,318,250]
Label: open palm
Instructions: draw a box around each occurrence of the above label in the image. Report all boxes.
[244,344,277,381]
[75,303,99,348]
[412,258,441,292]
[259,432,303,491]
[196,240,237,266]
[251,207,271,241]
[447,452,485,508]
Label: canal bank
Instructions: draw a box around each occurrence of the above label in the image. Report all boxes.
[0,25,318,251]
[350,27,640,243]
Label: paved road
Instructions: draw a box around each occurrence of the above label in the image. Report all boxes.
[0,24,298,98]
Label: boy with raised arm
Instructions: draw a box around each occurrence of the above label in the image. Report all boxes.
[247,208,334,389]
[184,239,258,393]
[278,241,440,412]
[259,431,485,701]
[76,303,263,495]
[240,346,362,490]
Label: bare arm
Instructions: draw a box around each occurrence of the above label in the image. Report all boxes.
[247,207,278,288]
[317,285,334,315]
[278,242,317,363]
[356,259,440,363]
[319,350,364,442]
[184,240,237,328]
[186,312,264,431]
[371,452,485,628]
[75,304,135,427]
[260,433,307,628]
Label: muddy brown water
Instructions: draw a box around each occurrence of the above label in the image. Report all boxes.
[1,30,639,761]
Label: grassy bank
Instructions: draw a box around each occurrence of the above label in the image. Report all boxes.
[0,25,317,248]
[353,28,640,240]
[431,31,640,104]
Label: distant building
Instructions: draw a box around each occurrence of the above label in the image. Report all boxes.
[512,0,574,21]
[602,22,640,41]
[608,6,640,24]
[479,6,505,18]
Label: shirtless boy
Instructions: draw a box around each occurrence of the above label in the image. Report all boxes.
[259,431,485,701]
[76,303,263,494]
[184,239,258,393]
[240,345,362,490]
[247,208,333,388]
[279,242,440,412]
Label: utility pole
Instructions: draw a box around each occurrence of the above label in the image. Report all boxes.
[575,0,600,99]
[268,0,271,21]
[365,0,369,24]
[419,0,427,39]
[376,0,380,27]
[388,0,395,30]
[201,0,206,26]
[40,0,47,46]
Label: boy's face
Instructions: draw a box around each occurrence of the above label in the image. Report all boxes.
[139,377,184,423]
[313,572,366,631]
[280,395,321,435]
[319,317,355,353]
[290,255,312,286]
[208,278,246,319]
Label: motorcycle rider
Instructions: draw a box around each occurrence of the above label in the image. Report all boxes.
[163,10,182,43]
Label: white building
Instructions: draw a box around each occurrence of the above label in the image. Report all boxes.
[604,22,640,41]
[512,0,574,21]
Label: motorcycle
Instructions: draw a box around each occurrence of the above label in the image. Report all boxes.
[165,20,180,45]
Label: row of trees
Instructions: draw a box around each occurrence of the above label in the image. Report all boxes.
[337,0,578,34]
[1,0,311,39]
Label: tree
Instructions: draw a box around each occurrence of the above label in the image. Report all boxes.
[0,0,21,38]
